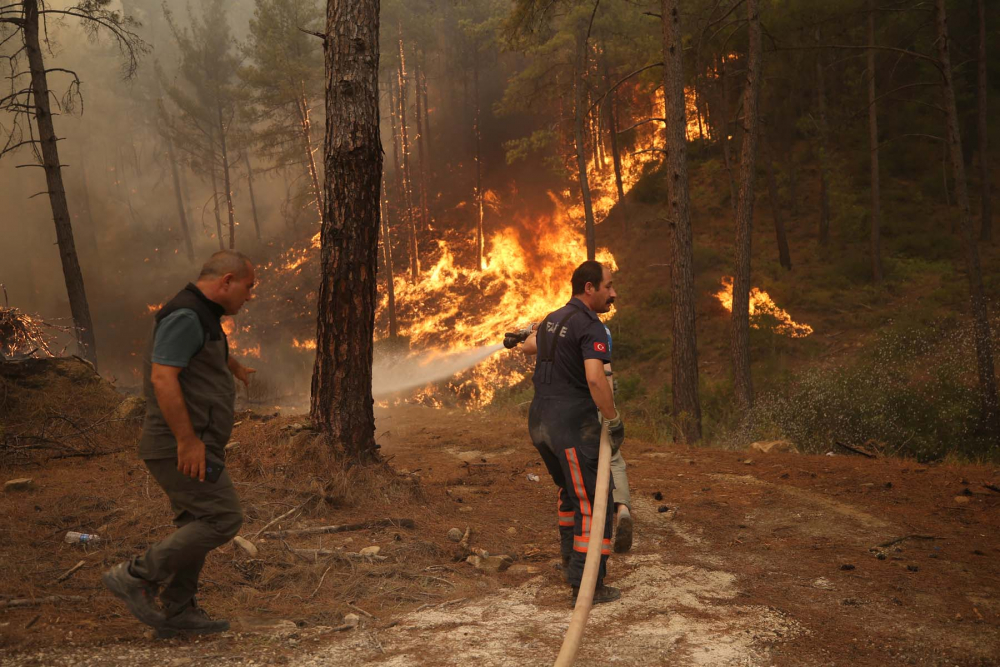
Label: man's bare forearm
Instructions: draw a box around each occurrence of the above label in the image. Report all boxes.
[152,375,196,443]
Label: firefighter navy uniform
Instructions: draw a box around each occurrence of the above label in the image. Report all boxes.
[528,296,615,588]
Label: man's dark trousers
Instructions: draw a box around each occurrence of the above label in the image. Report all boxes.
[529,396,613,587]
[129,459,243,616]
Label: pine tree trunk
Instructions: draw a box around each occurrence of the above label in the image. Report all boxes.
[867,0,883,282]
[297,87,323,222]
[216,104,236,249]
[978,0,992,243]
[763,132,791,271]
[210,165,225,251]
[574,31,597,260]
[608,91,625,206]
[718,55,739,216]
[414,55,430,233]
[397,27,419,279]
[243,151,261,242]
[474,47,484,271]
[23,0,97,365]
[815,27,832,246]
[388,80,404,205]
[310,0,382,463]
[420,52,432,168]
[935,0,1000,438]
[167,135,195,262]
[732,0,762,418]
[381,177,398,338]
[662,0,703,444]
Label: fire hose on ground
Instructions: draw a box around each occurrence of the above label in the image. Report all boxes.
[553,421,612,667]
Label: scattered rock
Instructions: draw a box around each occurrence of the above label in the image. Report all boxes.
[812,577,835,590]
[743,459,754,465]
[506,527,517,536]
[458,506,473,513]
[359,546,381,556]
[653,491,663,501]
[467,554,513,574]
[447,528,463,542]
[344,613,360,628]
[233,536,259,557]
[112,396,145,420]
[840,564,856,571]
[526,473,540,482]
[4,478,34,492]
[953,496,971,505]
[749,440,797,454]
[657,505,669,513]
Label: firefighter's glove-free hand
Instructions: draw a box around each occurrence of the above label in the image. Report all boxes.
[603,411,625,455]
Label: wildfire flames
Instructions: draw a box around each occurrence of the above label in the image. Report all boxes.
[715,276,813,338]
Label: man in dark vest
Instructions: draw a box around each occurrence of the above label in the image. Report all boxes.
[102,250,256,637]
[515,260,625,603]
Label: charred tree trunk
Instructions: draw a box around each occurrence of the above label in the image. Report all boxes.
[662,0,703,444]
[574,31,597,260]
[732,0,762,418]
[763,130,791,271]
[603,59,625,206]
[380,177,398,338]
[297,86,323,222]
[414,55,430,233]
[420,52,431,168]
[935,0,1000,438]
[23,0,97,365]
[167,135,195,262]
[310,0,382,463]
[718,54,739,215]
[978,0,992,242]
[209,164,225,251]
[388,79,404,205]
[867,0,883,282]
[473,47,484,271]
[815,27,832,246]
[216,103,236,249]
[397,27,419,279]
[244,151,261,242]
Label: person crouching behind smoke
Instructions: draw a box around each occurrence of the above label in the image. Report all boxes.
[506,260,626,603]
[102,250,256,638]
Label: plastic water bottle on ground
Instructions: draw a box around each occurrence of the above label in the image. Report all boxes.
[65,531,99,544]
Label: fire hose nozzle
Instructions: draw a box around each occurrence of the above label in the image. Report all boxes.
[502,323,536,349]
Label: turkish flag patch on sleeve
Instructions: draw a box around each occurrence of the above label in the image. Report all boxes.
[594,341,607,353]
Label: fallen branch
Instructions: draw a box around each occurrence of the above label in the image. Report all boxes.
[308,564,334,599]
[290,548,389,563]
[264,518,414,539]
[834,441,877,458]
[250,497,314,540]
[415,597,468,613]
[983,483,1000,495]
[55,560,85,583]
[347,601,377,620]
[877,535,942,548]
[0,595,85,609]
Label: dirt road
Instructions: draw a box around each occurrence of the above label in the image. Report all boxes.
[2,405,998,665]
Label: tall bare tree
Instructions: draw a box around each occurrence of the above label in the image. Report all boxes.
[935,0,1000,437]
[732,0,762,418]
[310,0,382,462]
[978,0,991,243]
[396,25,419,279]
[815,27,831,247]
[0,0,147,366]
[574,27,597,260]
[661,0,702,443]
[867,0,883,282]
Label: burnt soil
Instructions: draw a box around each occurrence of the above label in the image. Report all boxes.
[2,402,999,666]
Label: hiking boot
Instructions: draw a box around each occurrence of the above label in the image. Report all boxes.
[101,562,165,628]
[613,505,633,553]
[571,584,622,605]
[156,603,230,638]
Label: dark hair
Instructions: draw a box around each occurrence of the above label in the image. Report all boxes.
[199,250,253,280]
[571,260,606,295]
